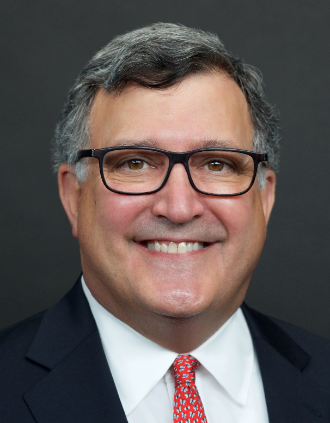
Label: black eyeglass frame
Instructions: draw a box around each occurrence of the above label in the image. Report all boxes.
[76,146,268,197]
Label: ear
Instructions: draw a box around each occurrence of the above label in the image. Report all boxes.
[260,169,276,225]
[58,164,81,238]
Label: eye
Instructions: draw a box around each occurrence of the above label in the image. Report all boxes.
[207,161,225,171]
[126,159,146,170]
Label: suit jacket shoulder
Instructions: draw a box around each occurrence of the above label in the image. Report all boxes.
[0,280,127,423]
[0,311,47,422]
[243,304,330,379]
[242,303,330,421]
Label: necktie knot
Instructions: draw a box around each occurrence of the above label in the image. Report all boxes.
[171,354,207,423]
[172,354,201,387]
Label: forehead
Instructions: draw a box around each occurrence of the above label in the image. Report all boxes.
[89,72,254,151]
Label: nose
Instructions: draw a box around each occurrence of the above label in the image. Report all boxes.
[151,163,205,224]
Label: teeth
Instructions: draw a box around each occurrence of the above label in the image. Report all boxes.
[168,242,178,254]
[161,243,168,253]
[147,241,204,254]
[178,242,186,254]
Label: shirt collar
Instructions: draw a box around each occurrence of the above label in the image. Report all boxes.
[82,277,254,412]
[191,307,254,405]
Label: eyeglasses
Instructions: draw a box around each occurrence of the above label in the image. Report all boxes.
[75,147,268,196]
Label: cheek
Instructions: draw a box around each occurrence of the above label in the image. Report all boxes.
[209,196,254,233]
[209,193,266,256]
[78,185,154,283]
[96,191,152,241]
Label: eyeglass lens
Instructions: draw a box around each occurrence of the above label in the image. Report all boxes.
[101,149,255,195]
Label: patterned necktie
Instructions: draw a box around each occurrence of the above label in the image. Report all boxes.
[172,354,208,423]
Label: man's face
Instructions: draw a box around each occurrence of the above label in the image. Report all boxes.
[59,73,275,323]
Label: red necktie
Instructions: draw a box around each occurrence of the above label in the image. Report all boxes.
[172,354,208,423]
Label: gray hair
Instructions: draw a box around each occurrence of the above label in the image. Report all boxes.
[53,23,280,188]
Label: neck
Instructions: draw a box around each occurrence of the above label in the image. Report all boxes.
[122,308,237,353]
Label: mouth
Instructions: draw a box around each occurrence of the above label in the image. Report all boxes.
[144,240,207,254]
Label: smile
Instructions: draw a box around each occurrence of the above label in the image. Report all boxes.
[146,241,205,254]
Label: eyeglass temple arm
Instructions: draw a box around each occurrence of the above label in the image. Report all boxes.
[256,153,268,161]
[75,149,95,163]
[254,153,269,168]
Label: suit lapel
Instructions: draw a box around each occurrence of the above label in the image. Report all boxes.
[242,304,330,422]
[24,279,128,423]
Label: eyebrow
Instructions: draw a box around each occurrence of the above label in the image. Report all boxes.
[197,140,240,149]
[112,140,157,148]
[109,139,241,150]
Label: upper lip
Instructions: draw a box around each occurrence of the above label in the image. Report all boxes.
[132,225,226,245]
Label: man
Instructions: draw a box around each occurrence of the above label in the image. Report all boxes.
[1,23,330,423]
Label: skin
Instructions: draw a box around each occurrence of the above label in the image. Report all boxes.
[58,72,276,353]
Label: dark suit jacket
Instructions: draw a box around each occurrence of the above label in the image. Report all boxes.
[1,278,330,422]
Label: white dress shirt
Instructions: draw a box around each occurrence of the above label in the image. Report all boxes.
[82,277,269,423]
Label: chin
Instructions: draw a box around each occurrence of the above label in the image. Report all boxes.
[147,291,209,318]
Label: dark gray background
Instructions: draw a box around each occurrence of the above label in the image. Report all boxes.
[1,0,330,338]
